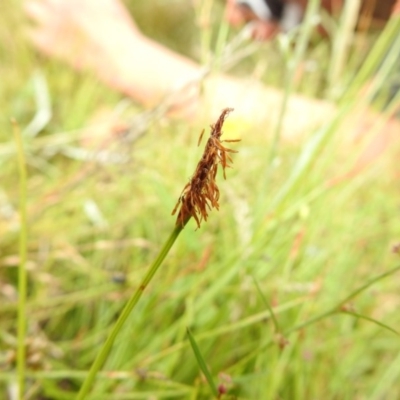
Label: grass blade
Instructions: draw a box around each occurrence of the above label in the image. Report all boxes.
[253,277,280,333]
[13,120,28,400]
[342,310,400,337]
[187,328,219,398]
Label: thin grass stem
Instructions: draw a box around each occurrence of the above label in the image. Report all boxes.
[214,18,230,73]
[234,265,400,370]
[327,0,361,96]
[342,310,400,337]
[187,328,219,398]
[285,264,400,336]
[342,13,400,102]
[76,223,186,399]
[13,120,28,400]
[268,0,321,164]
[253,277,280,333]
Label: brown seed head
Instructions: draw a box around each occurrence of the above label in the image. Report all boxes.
[172,108,240,228]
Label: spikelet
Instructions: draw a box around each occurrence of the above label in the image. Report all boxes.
[172,108,240,228]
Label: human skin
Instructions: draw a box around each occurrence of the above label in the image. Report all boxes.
[24,0,335,132]
[25,0,399,176]
[25,0,201,111]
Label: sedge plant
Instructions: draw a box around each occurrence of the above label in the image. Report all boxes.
[76,108,240,399]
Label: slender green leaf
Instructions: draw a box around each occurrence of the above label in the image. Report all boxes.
[187,328,219,398]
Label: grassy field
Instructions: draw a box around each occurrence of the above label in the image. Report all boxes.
[1,1,400,399]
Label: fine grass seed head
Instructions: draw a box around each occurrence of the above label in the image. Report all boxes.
[172,108,240,228]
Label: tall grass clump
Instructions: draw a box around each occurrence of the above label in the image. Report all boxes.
[1,1,400,400]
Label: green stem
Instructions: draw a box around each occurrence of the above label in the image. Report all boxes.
[13,120,28,400]
[229,264,400,371]
[76,223,186,400]
[285,264,400,336]
[341,13,400,103]
[268,0,320,164]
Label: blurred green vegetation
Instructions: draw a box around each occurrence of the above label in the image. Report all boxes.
[1,1,400,399]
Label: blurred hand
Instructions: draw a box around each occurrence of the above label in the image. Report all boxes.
[224,0,281,40]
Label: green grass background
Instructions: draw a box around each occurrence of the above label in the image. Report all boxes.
[1,0,400,399]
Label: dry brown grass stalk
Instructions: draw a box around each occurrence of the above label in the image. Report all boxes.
[172,108,240,228]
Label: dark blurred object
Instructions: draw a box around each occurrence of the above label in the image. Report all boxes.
[358,0,397,29]
[227,0,397,38]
